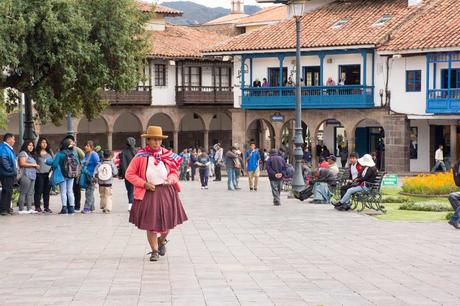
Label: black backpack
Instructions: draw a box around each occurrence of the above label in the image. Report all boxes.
[62,152,79,178]
[453,160,460,187]
[294,185,314,201]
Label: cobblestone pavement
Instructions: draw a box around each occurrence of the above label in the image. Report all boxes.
[0,177,459,306]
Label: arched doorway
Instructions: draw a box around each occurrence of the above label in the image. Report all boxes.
[149,113,174,150]
[179,113,205,151]
[316,119,347,166]
[247,119,275,151]
[77,116,108,148]
[354,119,385,170]
[113,113,142,150]
[280,120,310,164]
[209,113,232,150]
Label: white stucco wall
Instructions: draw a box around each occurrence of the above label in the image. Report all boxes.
[152,61,176,106]
[409,119,430,172]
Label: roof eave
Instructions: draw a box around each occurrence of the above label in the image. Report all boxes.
[379,46,460,55]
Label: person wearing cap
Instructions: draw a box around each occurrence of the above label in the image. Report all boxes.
[332,154,377,211]
[327,155,339,176]
[125,126,188,262]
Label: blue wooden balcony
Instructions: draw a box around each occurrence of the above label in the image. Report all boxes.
[241,85,374,109]
[427,89,460,113]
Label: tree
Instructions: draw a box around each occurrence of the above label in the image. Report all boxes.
[0,0,151,125]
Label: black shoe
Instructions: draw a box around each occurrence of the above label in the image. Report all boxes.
[274,201,281,206]
[158,238,168,256]
[250,188,253,191]
[44,208,53,213]
[59,207,68,215]
[148,251,160,262]
[448,220,460,229]
[331,201,342,207]
[0,211,8,216]
[254,188,258,191]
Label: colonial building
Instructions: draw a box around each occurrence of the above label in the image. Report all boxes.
[1,2,234,153]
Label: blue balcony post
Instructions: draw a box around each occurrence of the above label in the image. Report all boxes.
[448,53,452,104]
[372,51,375,88]
[241,55,246,97]
[362,50,367,87]
[426,54,430,105]
[319,52,324,86]
[433,62,437,90]
[278,54,285,96]
[249,57,253,87]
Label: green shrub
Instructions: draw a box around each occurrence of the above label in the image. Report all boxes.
[400,201,453,212]
[382,196,412,203]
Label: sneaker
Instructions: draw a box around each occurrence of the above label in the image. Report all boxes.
[448,220,460,229]
[254,188,258,191]
[128,204,132,212]
[68,207,75,215]
[1,211,9,216]
[28,209,38,214]
[18,210,29,214]
[44,208,53,213]
[59,207,68,215]
[201,186,205,190]
[102,209,106,214]
[250,188,254,191]
[81,209,91,214]
[273,201,281,206]
[204,186,208,189]
[105,210,111,214]
[148,251,160,262]
[35,207,43,213]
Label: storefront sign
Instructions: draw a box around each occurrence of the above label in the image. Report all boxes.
[271,113,284,122]
[382,174,398,187]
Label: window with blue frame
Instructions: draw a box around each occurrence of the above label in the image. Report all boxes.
[441,69,460,89]
[406,70,421,92]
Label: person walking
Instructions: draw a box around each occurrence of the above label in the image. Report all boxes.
[266,149,287,206]
[34,137,54,213]
[245,142,261,191]
[126,126,188,262]
[196,149,210,189]
[51,138,80,214]
[0,133,16,216]
[95,150,117,213]
[17,140,40,214]
[190,149,198,181]
[432,144,447,172]
[213,144,223,181]
[225,147,240,191]
[81,140,100,214]
[118,137,138,211]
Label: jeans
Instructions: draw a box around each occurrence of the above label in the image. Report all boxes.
[448,192,460,223]
[191,166,196,181]
[0,176,15,213]
[125,179,134,204]
[199,167,209,187]
[248,167,260,190]
[34,173,51,209]
[19,176,35,211]
[227,167,237,190]
[68,179,81,210]
[432,160,446,172]
[270,180,282,203]
[84,183,95,211]
[340,185,369,204]
[214,165,222,181]
[99,186,112,211]
[60,178,75,207]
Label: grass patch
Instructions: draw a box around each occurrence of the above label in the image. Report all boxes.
[377,202,449,221]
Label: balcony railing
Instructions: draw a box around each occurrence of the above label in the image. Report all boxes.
[102,86,151,106]
[242,85,374,109]
[176,86,233,105]
[427,89,460,113]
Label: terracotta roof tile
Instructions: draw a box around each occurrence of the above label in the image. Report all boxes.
[206,0,416,53]
[204,13,249,25]
[135,1,183,16]
[236,5,288,26]
[147,24,230,58]
[380,0,460,52]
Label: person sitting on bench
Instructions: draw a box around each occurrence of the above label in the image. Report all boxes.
[332,154,377,211]
[312,167,337,204]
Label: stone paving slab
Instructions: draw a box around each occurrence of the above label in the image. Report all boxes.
[1,177,460,306]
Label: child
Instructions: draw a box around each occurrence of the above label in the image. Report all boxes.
[195,149,211,190]
[94,150,118,213]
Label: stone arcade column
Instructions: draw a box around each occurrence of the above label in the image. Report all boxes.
[384,114,410,173]
[107,132,113,151]
[451,124,457,165]
[204,130,210,151]
[173,130,179,153]
[231,109,246,149]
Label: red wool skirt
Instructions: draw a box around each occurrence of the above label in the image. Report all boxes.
[129,185,188,233]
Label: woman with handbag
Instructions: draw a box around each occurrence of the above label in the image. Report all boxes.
[126,126,188,262]
[17,140,40,214]
[34,137,54,213]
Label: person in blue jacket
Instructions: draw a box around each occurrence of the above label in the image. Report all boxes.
[81,140,100,214]
[0,133,17,216]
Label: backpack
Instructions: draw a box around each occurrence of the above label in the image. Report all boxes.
[62,152,79,178]
[453,160,460,187]
[294,185,314,201]
[97,163,113,181]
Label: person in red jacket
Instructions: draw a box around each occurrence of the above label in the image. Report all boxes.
[340,152,363,198]
[125,126,188,262]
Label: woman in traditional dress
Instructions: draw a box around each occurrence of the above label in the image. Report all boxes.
[126,126,188,262]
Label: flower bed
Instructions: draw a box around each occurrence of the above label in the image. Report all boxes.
[401,172,457,196]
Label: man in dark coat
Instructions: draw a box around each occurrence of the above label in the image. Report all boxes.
[118,137,138,211]
[266,149,287,206]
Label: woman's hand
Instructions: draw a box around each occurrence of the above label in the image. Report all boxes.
[144,182,156,191]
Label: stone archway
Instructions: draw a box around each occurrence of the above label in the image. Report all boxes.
[280,119,310,164]
[353,118,385,170]
[315,118,347,167]
[113,112,143,150]
[209,112,232,150]
[247,119,275,151]
[179,112,205,151]
[149,113,175,150]
[77,116,109,149]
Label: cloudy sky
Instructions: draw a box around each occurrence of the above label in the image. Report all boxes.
[158,0,274,9]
